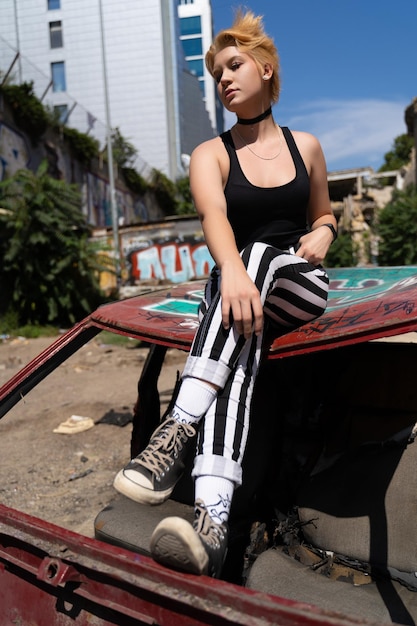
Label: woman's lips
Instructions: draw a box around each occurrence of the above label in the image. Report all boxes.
[224,88,237,100]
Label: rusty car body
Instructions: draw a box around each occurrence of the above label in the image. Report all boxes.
[2,266,417,625]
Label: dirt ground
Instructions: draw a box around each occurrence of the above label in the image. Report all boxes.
[0,335,187,538]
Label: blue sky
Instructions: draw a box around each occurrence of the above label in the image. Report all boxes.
[210,0,416,173]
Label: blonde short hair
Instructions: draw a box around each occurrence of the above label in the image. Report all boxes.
[205,10,280,104]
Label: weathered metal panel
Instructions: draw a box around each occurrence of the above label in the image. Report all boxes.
[0,504,367,626]
[91,266,417,356]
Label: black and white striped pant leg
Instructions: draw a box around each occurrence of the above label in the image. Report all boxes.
[182,268,247,388]
[192,330,261,487]
[183,241,328,388]
[189,242,329,486]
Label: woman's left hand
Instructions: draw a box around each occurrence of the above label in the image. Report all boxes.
[296,225,333,265]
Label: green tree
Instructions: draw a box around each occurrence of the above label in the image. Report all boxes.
[111,127,138,169]
[63,127,99,166]
[377,185,417,266]
[378,134,414,173]
[1,81,49,145]
[324,232,354,268]
[122,167,148,195]
[0,161,106,326]
[150,169,178,214]
[176,176,196,215]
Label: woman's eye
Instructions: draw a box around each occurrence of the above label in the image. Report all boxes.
[231,63,241,71]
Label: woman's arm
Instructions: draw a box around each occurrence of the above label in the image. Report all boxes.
[293,132,337,265]
[190,140,263,338]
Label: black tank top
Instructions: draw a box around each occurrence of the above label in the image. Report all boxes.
[221,127,310,251]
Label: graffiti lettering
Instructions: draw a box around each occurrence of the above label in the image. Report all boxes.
[377,300,415,316]
[130,242,213,283]
[133,247,165,281]
[161,245,195,283]
[192,245,213,278]
[327,267,417,310]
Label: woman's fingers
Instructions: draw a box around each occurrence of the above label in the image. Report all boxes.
[222,295,263,339]
[251,296,264,336]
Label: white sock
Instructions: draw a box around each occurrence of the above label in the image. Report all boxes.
[171,377,217,425]
[195,475,234,524]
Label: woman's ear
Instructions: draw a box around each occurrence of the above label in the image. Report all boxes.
[262,63,273,80]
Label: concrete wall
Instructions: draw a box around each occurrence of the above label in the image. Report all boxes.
[0,97,166,227]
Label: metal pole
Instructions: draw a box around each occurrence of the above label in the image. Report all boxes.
[98,0,121,288]
[13,0,22,82]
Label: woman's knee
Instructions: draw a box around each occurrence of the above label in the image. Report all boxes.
[241,241,270,260]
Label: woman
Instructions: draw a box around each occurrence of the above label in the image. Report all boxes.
[114,10,336,578]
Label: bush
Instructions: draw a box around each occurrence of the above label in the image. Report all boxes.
[176,176,196,215]
[111,128,138,168]
[122,167,148,195]
[0,161,107,326]
[378,134,414,173]
[63,127,99,166]
[1,82,49,145]
[324,232,354,268]
[150,169,178,214]
[377,186,417,265]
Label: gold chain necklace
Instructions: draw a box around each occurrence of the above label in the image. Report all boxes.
[234,124,283,161]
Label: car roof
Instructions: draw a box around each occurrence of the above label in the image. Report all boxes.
[91,266,417,357]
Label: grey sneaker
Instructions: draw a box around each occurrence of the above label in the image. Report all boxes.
[113,417,198,505]
[150,499,228,578]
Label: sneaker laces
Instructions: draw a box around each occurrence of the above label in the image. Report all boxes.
[133,418,196,477]
[193,500,227,549]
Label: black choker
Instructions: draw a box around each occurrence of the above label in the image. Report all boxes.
[237,106,272,125]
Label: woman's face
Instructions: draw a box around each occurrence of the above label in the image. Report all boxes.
[212,46,264,112]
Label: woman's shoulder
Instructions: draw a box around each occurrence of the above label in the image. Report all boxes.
[291,130,323,165]
[191,134,229,163]
[288,129,322,149]
[190,134,231,186]
[193,133,228,152]
[287,129,328,178]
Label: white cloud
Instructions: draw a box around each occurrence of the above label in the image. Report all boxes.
[223,99,408,171]
[284,99,407,171]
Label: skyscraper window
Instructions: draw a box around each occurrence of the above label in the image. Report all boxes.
[48,0,61,10]
[51,61,66,92]
[54,104,68,123]
[181,37,202,57]
[187,58,204,77]
[49,21,63,48]
[180,16,201,36]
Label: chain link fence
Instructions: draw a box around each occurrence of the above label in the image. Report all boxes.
[0,34,153,179]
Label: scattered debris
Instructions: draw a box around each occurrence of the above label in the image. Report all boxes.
[96,409,132,427]
[53,415,95,434]
[68,469,94,481]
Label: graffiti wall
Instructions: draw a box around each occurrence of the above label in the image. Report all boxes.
[85,173,151,227]
[120,219,214,284]
[1,108,210,286]
[0,122,30,180]
[0,107,163,227]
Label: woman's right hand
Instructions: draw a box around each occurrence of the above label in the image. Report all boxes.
[189,139,263,339]
[220,261,263,339]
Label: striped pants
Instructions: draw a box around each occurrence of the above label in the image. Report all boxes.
[182,241,329,487]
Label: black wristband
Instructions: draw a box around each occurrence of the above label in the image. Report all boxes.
[321,223,338,242]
